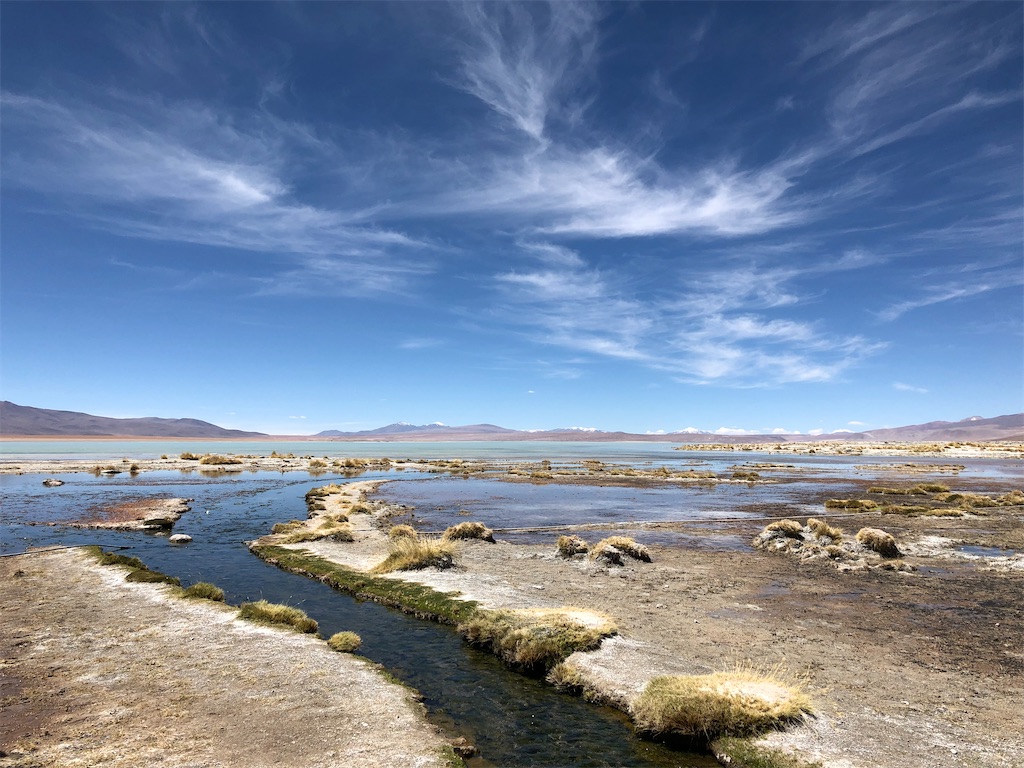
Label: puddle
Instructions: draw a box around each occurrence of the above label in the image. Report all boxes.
[958,545,1018,557]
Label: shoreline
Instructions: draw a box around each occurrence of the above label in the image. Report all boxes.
[2,435,1022,458]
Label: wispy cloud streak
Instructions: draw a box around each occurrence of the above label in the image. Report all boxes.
[1,92,427,293]
[494,244,883,386]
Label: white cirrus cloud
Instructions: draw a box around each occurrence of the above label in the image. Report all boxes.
[893,382,929,394]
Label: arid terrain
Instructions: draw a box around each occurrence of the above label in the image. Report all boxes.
[0,548,452,768]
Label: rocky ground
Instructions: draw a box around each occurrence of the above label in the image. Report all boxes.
[0,549,451,768]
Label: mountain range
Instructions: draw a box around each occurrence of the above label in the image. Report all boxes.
[1,401,1021,442]
[0,401,265,438]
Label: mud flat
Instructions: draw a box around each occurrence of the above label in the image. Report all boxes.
[0,548,451,768]
[257,479,1024,768]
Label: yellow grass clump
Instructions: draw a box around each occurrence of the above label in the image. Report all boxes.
[459,607,616,672]
[388,524,418,539]
[182,582,225,602]
[764,520,803,538]
[327,631,362,653]
[238,600,318,634]
[199,454,243,465]
[937,491,998,508]
[590,536,652,563]
[824,499,879,510]
[271,519,307,534]
[442,521,495,543]
[631,669,811,740]
[371,536,457,573]
[807,518,843,542]
[556,534,589,557]
[856,527,902,558]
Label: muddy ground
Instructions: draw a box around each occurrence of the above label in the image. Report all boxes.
[0,549,450,768]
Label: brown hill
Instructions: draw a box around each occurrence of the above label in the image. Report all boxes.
[0,401,265,438]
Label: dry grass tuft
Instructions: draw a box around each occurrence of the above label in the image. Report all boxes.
[271,519,307,535]
[183,582,226,601]
[631,669,811,740]
[371,536,457,573]
[856,527,902,558]
[764,520,803,538]
[326,631,362,653]
[999,490,1024,506]
[556,535,589,557]
[591,536,652,562]
[937,491,998,508]
[824,499,879,510]
[459,607,616,672]
[442,521,495,543]
[199,454,243,465]
[238,599,318,634]
[807,518,843,542]
[388,524,418,539]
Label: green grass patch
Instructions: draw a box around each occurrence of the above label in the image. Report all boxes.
[183,582,226,601]
[238,599,318,634]
[125,568,181,586]
[326,631,362,652]
[712,737,823,768]
[458,607,616,673]
[85,547,180,587]
[251,544,478,624]
[632,670,811,740]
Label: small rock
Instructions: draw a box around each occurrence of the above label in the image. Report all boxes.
[42,478,64,487]
[450,737,477,758]
[168,534,193,544]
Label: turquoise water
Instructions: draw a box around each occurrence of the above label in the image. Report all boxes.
[1,439,692,462]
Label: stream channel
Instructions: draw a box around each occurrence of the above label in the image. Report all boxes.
[1,468,717,767]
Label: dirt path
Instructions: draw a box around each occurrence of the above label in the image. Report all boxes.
[0,548,450,768]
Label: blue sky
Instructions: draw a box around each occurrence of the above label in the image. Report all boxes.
[1,2,1021,436]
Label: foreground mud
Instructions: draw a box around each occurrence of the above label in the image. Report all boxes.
[0,549,449,768]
